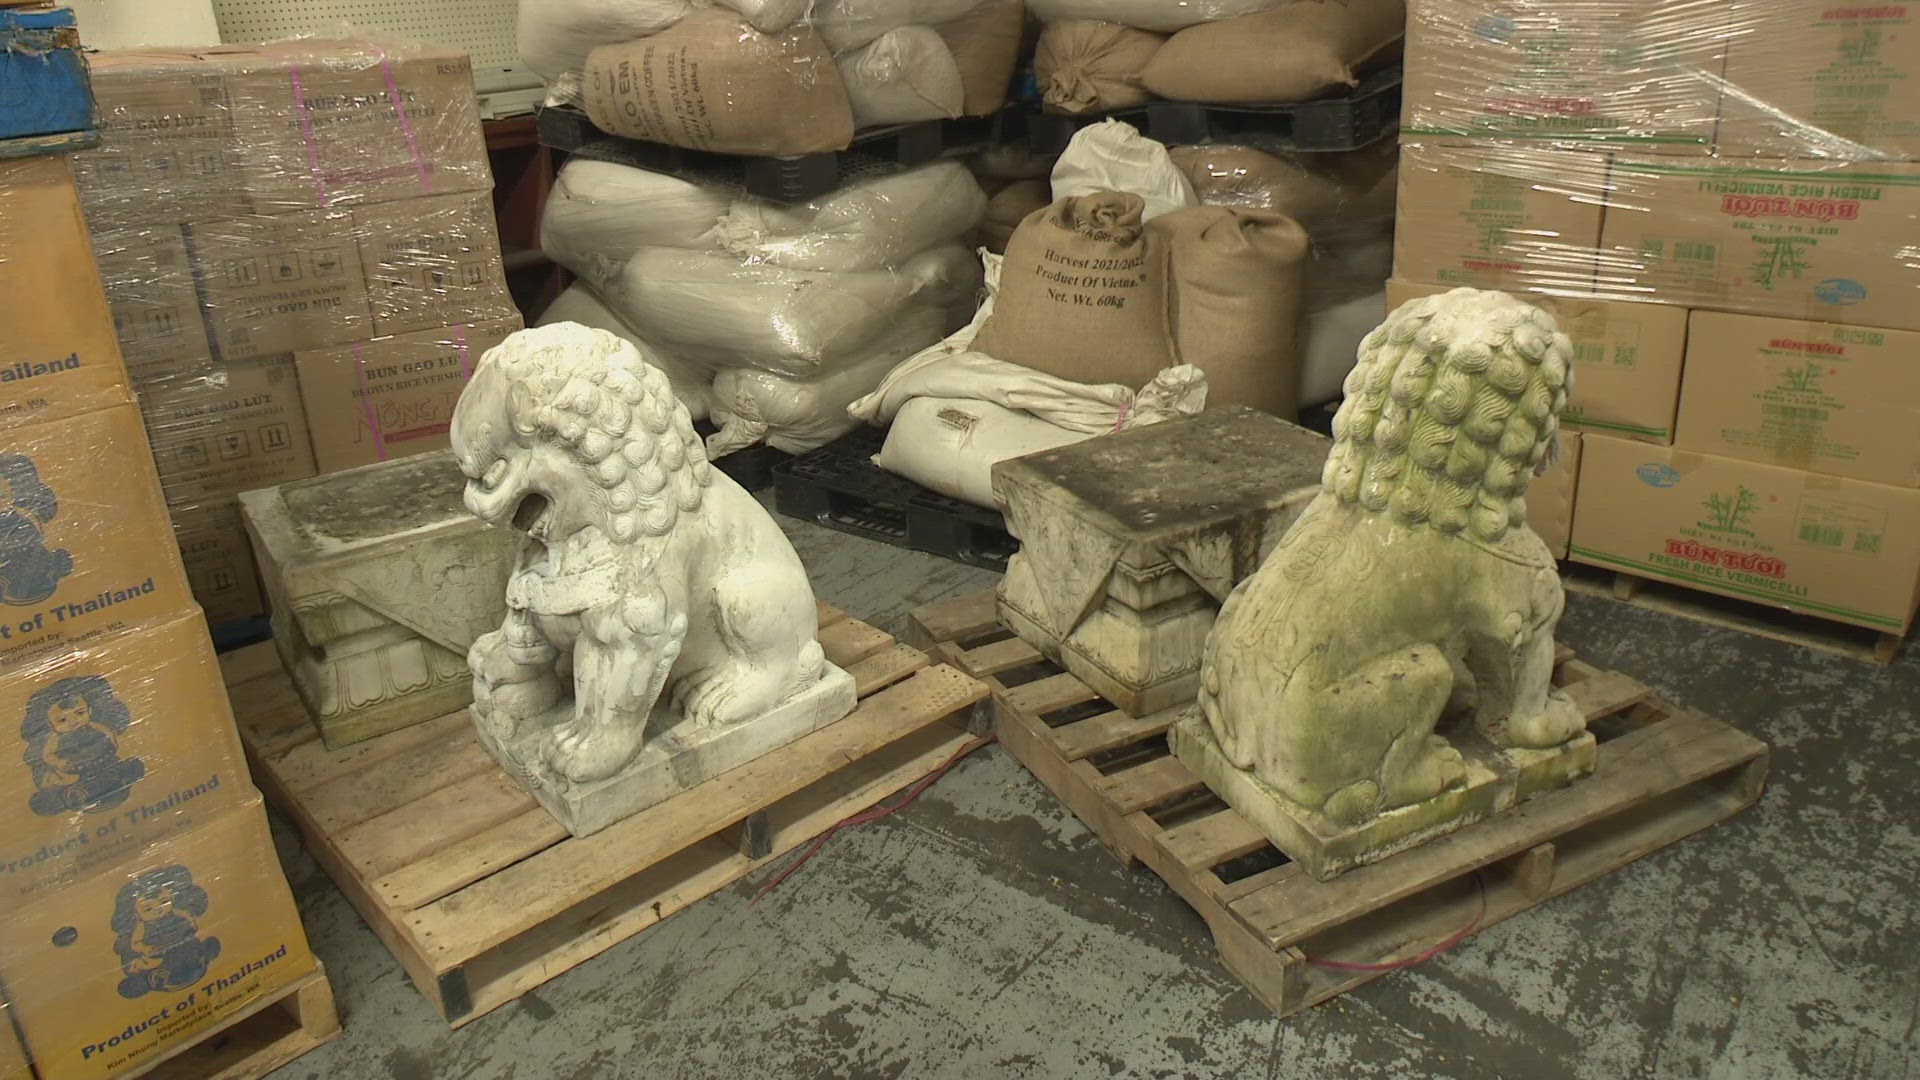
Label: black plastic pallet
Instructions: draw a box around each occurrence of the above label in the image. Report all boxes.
[537,105,1013,203]
[1025,63,1402,156]
[773,426,1016,572]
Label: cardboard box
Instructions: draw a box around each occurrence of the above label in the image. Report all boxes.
[295,318,519,473]
[1394,142,1608,293]
[1388,279,1688,443]
[352,192,517,337]
[1531,430,1582,560]
[1598,158,1920,330]
[0,403,193,664]
[0,155,134,430]
[89,224,214,374]
[71,52,250,231]
[0,612,251,905]
[76,43,491,226]
[1403,0,1728,151]
[1570,434,1920,633]
[0,1004,26,1080]
[136,355,318,507]
[0,802,317,1080]
[1676,311,1920,487]
[172,499,267,626]
[1718,1,1920,159]
[184,209,375,359]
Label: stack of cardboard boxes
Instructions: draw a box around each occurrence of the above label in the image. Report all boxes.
[1393,0,1920,640]
[0,151,318,1080]
[73,41,521,626]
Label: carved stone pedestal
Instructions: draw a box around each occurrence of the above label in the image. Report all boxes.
[477,664,857,837]
[241,452,514,747]
[992,407,1331,717]
[1171,710,1596,880]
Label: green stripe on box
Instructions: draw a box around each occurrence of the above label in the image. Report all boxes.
[1564,417,1669,438]
[1400,128,1709,145]
[1566,547,1904,629]
[1615,161,1920,185]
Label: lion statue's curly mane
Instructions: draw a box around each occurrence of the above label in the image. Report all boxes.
[454,324,710,548]
[1325,289,1574,543]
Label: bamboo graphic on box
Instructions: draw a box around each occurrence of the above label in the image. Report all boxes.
[1780,361,1824,393]
[1841,29,1882,65]
[1701,485,1760,536]
[1750,237,1813,290]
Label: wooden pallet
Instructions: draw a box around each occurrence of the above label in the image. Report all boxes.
[1563,562,1905,665]
[132,965,339,1080]
[912,591,1770,1019]
[224,605,989,1027]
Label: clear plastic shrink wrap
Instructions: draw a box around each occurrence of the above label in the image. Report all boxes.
[527,0,1027,152]
[1395,0,1920,637]
[66,41,517,625]
[1,149,320,1080]
[538,158,986,451]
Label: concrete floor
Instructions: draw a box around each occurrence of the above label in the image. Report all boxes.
[263,506,1919,1080]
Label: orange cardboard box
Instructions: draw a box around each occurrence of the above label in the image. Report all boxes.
[0,155,134,430]
[1531,430,1582,560]
[1388,279,1687,443]
[1570,433,1920,633]
[0,612,251,905]
[0,403,193,664]
[136,354,319,508]
[1676,311,1920,488]
[1718,0,1920,159]
[1394,142,1608,293]
[0,802,316,1080]
[351,192,517,338]
[171,498,268,626]
[1598,158,1920,330]
[294,317,519,474]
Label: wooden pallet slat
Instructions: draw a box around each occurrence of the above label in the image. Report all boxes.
[913,589,1769,1022]
[231,610,989,1027]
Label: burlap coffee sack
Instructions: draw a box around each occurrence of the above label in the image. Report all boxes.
[584,11,855,155]
[1035,19,1166,114]
[971,191,1176,388]
[1147,205,1308,415]
[938,0,1028,116]
[1139,0,1406,104]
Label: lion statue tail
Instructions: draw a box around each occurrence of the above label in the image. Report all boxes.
[796,639,826,685]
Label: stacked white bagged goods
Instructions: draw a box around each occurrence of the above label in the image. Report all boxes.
[1031,0,1404,115]
[522,0,1026,151]
[538,157,987,454]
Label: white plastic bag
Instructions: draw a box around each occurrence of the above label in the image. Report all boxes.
[1299,289,1385,406]
[1050,120,1197,221]
[815,0,988,52]
[870,365,1210,506]
[837,26,967,127]
[540,160,730,285]
[1028,0,1284,33]
[519,0,697,106]
[537,284,715,421]
[708,308,947,455]
[712,0,813,32]
[711,161,986,272]
[608,242,979,376]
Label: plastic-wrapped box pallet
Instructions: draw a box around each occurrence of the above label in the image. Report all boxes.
[71,41,519,624]
[529,0,1025,151]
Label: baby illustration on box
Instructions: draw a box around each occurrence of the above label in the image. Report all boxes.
[112,866,221,998]
[0,454,73,606]
[22,675,146,816]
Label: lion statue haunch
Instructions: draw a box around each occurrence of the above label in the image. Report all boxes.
[1194,288,1586,832]
[451,323,834,788]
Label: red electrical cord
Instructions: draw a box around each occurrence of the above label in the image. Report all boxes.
[750,733,995,906]
[1306,871,1489,971]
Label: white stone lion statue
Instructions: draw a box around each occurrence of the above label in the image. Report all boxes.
[450,323,831,784]
[1195,288,1587,827]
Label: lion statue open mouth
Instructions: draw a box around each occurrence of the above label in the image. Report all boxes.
[451,323,833,786]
